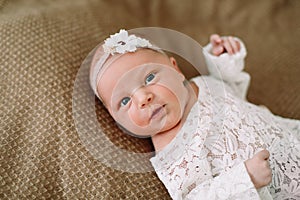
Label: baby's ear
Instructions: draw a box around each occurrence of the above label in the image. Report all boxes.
[169,57,182,73]
[169,57,185,81]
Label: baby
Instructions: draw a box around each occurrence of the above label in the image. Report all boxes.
[89,29,300,199]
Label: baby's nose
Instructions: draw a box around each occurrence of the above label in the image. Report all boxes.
[133,89,153,109]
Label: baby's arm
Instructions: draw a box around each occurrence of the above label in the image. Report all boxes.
[185,150,272,199]
[185,162,259,199]
[202,34,250,100]
[155,150,272,200]
[154,152,271,200]
[185,150,272,200]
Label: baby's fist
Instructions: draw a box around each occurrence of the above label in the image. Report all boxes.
[210,34,240,56]
[245,149,272,189]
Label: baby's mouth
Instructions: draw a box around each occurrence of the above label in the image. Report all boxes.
[150,104,166,120]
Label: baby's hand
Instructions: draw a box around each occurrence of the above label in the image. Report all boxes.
[210,34,240,56]
[244,149,272,189]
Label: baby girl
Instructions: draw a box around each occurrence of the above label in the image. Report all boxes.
[89,29,299,199]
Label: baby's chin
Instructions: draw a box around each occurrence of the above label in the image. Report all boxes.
[116,110,183,138]
[121,125,165,139]
[151,118,182,137]
[115,122,156,138]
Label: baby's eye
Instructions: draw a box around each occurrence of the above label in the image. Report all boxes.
[120,97,131,107]
[145,73,156,84]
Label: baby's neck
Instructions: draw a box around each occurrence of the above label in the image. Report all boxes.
[151,81,199,152]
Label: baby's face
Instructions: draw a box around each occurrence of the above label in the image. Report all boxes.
[97,49,190,137]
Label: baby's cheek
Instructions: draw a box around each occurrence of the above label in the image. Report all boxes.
[128,108,149,127]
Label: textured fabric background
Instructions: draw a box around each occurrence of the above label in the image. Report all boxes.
[0,0,299,199]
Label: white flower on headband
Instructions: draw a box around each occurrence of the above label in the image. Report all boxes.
[103,29,153,55]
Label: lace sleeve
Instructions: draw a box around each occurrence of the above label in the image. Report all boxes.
[154,158,260,200]
[185,162,260,200]
[202,37,250,100]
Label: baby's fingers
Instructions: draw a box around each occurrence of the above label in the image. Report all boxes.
[212,46,224,56]
[223,39,232,54]
[256,149,270,160]
[228,36,240,54]
[223,36,240,55]
[210,34,222,46]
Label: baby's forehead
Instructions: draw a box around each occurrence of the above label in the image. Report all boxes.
[102,49,167,74]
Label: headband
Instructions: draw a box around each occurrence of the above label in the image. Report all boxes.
[89,29,163,101]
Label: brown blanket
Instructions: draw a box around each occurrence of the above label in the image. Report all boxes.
[1,0,299,199]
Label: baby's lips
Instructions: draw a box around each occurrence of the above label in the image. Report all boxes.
[149,104,166,120]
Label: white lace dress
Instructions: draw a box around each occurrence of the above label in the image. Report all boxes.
[150,39,300,200]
